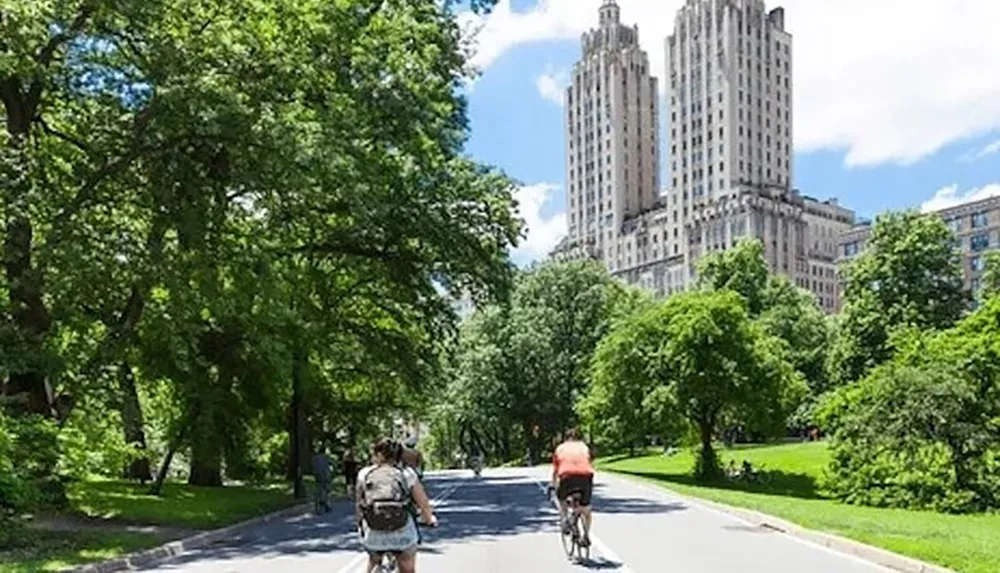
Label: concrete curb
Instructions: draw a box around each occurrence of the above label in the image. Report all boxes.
[687,497,954,573]
[71,502,312,573]
[613,474,954,573]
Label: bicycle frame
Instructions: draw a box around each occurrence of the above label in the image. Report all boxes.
[558,492,590,562]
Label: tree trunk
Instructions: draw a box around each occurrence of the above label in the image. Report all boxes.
[150,406,198,496]
[150,442,179,497]
[290,345,306,500]
[2,77,53,417]
[187,382,222,487]
[118,360,152,482]
[3,214,54,416]
[188,429,223,487]
[696,418,719,481]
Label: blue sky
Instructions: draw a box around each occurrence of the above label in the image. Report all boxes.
[456,0,1000,265]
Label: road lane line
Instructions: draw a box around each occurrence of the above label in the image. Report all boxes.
[333,476,466,573]
[534,480,638,573]
[602,473,894,572]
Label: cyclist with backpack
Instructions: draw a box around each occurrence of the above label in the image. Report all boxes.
[356,438,438,573]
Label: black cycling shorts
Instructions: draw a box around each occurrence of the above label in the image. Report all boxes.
[556,474,594,506]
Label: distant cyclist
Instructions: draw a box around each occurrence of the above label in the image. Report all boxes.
[400,436,424,480]
[356,438,437,573]
[550,428,594,547]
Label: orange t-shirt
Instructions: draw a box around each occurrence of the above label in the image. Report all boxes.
[554,440,594,478]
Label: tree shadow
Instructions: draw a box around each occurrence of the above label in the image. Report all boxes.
[614,469,823,500]
[136,472,691,570]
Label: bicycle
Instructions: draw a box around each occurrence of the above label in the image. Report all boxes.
[371,551,399,573]
[357,524,401,572]
[357,519,436,572]
[549,487,590,562]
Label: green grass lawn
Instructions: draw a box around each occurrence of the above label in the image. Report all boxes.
[600,442,1000,573]
[67,479,302,529]
[0,531,162,573]
[1,478,315,572]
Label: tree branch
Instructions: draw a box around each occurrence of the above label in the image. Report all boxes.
[35,4,95,67]
[35,115,90,153]
[26,3,96,118]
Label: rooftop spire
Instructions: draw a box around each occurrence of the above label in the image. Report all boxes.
[599,0,620,26]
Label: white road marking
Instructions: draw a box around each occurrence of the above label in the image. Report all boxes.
[604,473,895,572]
[333,477,465,573]
[534,479,638,573]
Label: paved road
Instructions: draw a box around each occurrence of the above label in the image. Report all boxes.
[139,467,890,572]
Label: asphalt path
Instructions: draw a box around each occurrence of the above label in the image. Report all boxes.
[138,467,892,572]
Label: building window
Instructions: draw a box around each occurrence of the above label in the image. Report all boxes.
[972,255,985,272]
[972,212,989,228]
[844,242,859,257]
[971,233,990,252]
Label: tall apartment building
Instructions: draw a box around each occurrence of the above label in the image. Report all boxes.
[565,0,660,258]
[838,195,1000,307]
[552,0,855,311]
[666,0,805,278]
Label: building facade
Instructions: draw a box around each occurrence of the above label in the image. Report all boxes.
[564,0,660,259]
[553,0,855,311]
[838,195,1000,304]
[802,197,855,312]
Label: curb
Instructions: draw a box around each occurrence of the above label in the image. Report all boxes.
[611,474,955,573]
[71,502,312,573]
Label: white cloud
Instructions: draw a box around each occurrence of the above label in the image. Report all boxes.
[921,182,1000,213]
[512,182,566,262]
[535,66,569,106]
[959,138,1000,162]
[460,0,1000,168]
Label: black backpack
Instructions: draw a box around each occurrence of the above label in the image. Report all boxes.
[360,465,411,531]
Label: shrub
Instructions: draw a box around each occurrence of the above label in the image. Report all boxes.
[820,361,1000,513]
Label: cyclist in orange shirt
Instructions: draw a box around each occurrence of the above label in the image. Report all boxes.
[550,427,594,546]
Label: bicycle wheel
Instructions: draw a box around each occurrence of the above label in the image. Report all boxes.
[574,515,590,561]
[560,519,576,559]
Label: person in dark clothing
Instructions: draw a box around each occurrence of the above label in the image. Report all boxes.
[343,446,359,497]
[312,446,333,514]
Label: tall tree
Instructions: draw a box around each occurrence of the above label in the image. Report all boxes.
[830,211,967,386]
[584,290,804,480]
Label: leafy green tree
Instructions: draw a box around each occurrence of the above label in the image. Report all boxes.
[696,239,829,394]
[430,261,643,464]
[820,297,1000,512]
[3,0,517,497]
[830,211,967,386]
[697,239,770,316]
[981,251,1000,298]
[585,290,804,480]
[758,276,831,394]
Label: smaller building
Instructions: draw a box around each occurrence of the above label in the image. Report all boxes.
[837,195,1000,305]
[803,197,855,312]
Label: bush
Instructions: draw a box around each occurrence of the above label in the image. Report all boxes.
[820,362,1000,513]
[0,411,68,514]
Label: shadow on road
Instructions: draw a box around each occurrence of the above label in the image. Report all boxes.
[136,471,693,570]
[576,556,625,569]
